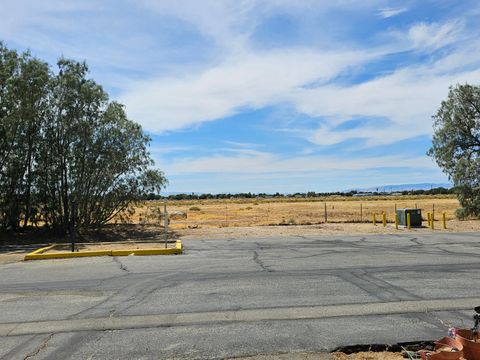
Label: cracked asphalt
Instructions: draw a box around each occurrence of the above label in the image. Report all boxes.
[1,232,480,359]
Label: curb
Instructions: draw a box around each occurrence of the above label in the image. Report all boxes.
[24,240,182,261]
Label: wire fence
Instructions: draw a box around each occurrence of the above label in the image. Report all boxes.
[129,197,459,229]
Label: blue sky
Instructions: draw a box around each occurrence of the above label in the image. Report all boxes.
[1,0,480,193]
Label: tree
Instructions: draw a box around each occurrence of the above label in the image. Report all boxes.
[0,43,167,232]
[0,44,50,229]
[428,84,480,218]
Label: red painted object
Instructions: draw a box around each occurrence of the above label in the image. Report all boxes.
[456,329,480,360]
[420,337,464,360]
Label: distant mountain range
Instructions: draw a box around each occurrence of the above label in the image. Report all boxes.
[351,183,452,193]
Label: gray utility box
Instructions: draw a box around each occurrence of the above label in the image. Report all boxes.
[396,208,422,227]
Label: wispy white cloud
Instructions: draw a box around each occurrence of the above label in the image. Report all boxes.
[377,7,408,18]
[119,48,380,132]
[159,149,438,175]
[223,141,262,148]
[149,145,194,155]
[292,60,480,146]
[406,20,464,51]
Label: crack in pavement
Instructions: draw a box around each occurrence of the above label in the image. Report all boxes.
[23,333,53,360]
[112,257,129,272]
[252,251,274,272]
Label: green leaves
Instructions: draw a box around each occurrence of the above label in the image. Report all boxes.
[429,84,480,217]
[0,43,167,232]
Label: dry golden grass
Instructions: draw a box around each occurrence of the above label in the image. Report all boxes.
[126,195,462,230]
[330,351,404,360]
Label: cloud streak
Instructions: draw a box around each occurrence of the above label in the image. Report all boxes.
[119,48,380,132]
[158,148,438,175]
[377,7,408,18]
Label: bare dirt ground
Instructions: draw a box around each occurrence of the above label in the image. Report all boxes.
[0,225,175,263]
[0,252,26,264]
[177,220,480,240]
[49,241,176,253]
[229,351,403,359]
[330,352,404,359]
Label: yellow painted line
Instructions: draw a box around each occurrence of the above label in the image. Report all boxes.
[28,244,57,255]
[24,240,183,260]
[120,248,181,256]
[25,250,111,260]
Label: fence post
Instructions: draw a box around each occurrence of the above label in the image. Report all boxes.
[267,202,270,223]
[395,214,398,230]
[432,204,435,228]
[382,212,387,227]
[164,201,168,248]
[324,202,328,223]
[442,212,447,229]
[225,201,228,227]
[360,203,363,223]
[427,212,431,227]
[407,213,411,229]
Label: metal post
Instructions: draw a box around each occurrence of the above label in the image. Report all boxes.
[427,212,431,227]
[432,204,435,225]
[360,203,363,222]
[382,212,387,227]
[431,210,434,230]
[407,213,411,230]
[442,212,447,229]
[164,201,168,249]
[225,201,228,227]
[324,202,327,223]
[267,202,270,222]
[71,200,76,252]
[395,214,398,230]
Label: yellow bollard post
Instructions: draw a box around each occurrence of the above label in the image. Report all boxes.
[442,212,447,229]
[407,213,411,230]
[432,207,435,230]
[382,212,387,227]
[372,212,376,226]
[395,214,398,230]
[427,212,431,227]
[431,213,434,230]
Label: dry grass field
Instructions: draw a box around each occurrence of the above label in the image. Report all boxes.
[126,195,465,230]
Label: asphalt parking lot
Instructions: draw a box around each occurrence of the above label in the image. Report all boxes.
[1,232,479,359]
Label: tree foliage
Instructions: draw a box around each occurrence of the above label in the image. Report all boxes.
[428,84,480,218]
[0,43,167,232]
